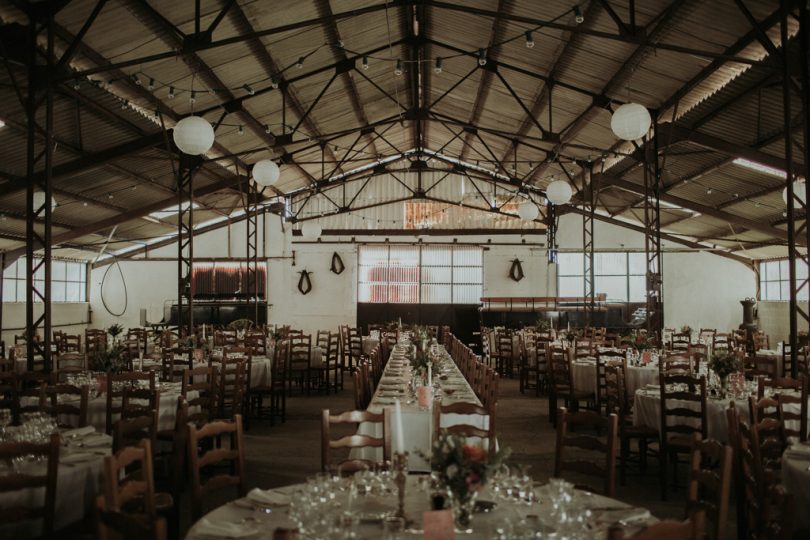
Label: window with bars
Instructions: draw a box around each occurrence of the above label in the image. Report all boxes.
[759,259,808,301]
[2,258,87,302]
[557,252,646,302]
[358,245,483,304]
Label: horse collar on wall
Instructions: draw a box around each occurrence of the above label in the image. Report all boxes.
[297,270,313,295]
[330,252,345,275]
[509,259,525,282]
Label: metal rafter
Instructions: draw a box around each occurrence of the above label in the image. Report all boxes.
[643,126,663,335]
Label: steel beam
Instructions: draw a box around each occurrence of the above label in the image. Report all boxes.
[176,156,197,338]
[643,127,663,336]
[582,165,596,325]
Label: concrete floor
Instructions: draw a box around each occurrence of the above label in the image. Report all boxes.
[177,374,719,537]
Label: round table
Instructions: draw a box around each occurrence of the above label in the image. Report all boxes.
[185,476,654,539]
[571,360,658,396]
[782,444,810,530]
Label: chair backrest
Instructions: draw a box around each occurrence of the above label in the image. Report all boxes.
[713,333,732,353]
[0,433,60,537]
[321,408,389,474]
[759,484,795,540]
[216,357,246,418]
[659,373,707,444]
[187,414,246,520]
[103,438,157,517]
[113,388,159,453]
[433,401,496,455]
[288,334,312,372]
[44,383,89,428]
[596,350,625,410]
[316,330,331,351]
[548,344,571,392]
[607,512,705,540]
[660,353,693,375]
[671,332,690,351]
[182,366,217,425]
[271,340,288,390]
[603,362,628,419]
[748,395,785,471]
[106,371,156,434]
[777,377,808,441]
[553,407,618,497]
[686,434,732,540]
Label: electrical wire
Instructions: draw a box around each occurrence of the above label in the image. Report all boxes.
[100,255,128,317]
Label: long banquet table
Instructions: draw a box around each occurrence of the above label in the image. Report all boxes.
[352,342,488,472]
[185,476,655,539]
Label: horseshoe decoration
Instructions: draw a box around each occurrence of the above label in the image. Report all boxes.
[509,259,525,282]
[297,270,313,295]
[330,252,345,275]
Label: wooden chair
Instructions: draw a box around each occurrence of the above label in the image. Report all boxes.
[573,338,593,360]
[659,372,706,499]
[727,403,763,540]
[671,332,690,352]
[181,366,217,426]
[287,334,312,395]
[113,388,159,453]
[63,334,81,353]
[495,333,515,377]
[604,363,658,485]
[187,414,246,520]
[433,402,496,455]
[161,348,192,382]
[660,353,693,375]
[759,484,795,540]
[745,355,778,380]
[712,333,732,355]
[215,356,247,419]
[56,352,85,381]
[748,395,785,471]
[607,511,705,540]
[268,339,288,424]
[548,344,591,426]
[595,349,625,413]
[0,372,18,421]
[686,434,731,540]
[44,383,89,428]
[519,333,540,395]
[310,331,338,394]
[321,408,390,474]
[106,371,156,435]
[0,433,59,538]
[553,407,618,497]
[777,380,808,441]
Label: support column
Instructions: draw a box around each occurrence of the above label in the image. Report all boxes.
[546,203,558,265]
[24,9,55,372]
[244,182,259,325]
[784,0,810,377]
[582,164,596,326]
[177,156,197,338]
[643,122,664,337]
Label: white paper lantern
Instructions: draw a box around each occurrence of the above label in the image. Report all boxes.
[782,181,806,206]
[517,200,539,221]
[33,191,57,212]
[253,159,280,187]
[610,103,651,141]
[172,115,215,155]
[545,180,573,205]
[301,221,322,239]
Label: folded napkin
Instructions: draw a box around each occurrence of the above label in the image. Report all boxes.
[195,518,258,538]
[597,508,651,524]
[247,488,290,506]
[62,425,95,438]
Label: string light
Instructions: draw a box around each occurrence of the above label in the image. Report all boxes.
[296,57,304,69]
[265,124,271,134]
[574,5,584,24]
[271,77,280,89]
[434,57,443,74]
[147,78,155,90]
[706,187,712,194]
[525,31,535,48]
[132,74,141,85]
[477,48,487,66]
[189,91,196,104]
[361,56,369,70]
[243,84,254,95]
[121,99,128,110]
[73,78,80,90]
[238,125,245,136]
[168,86,175,99]
[395,59,403,76]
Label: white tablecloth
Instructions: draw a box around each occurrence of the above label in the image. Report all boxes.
[782,444,810,530]
[0,428,112,538]
[353,343,486,472]
[362,337,380,355]
[87,382,195,432]
[571,361,658,397]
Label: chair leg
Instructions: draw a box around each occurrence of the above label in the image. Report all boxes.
[659,449,668,500]
[620,434,628,486]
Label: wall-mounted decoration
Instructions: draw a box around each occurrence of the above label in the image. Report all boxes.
[509,259,525,282]
[330,252,345,275]
[297,270,313,295]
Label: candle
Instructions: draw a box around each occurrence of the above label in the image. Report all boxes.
[428,364,432,387]
[202,324,206,341]
[393,399,405,454]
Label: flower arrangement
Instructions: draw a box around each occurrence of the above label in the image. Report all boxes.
[107,323,124,344]
[425,433,511,527]
[708,352,742,379]
[535,318,551,332]
[680,325,692,336]
[92,348,125,373]
[631,331,655,351]
[227,319,253,331]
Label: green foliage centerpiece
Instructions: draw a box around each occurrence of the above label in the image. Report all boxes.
[426,433,511,531]
[708,352,742,397]
[107,323,124,346]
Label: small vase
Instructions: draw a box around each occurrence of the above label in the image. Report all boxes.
[447,489,478,532]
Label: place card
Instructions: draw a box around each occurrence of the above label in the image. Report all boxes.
[422,509,455,539]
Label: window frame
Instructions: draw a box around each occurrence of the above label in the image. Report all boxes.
[557,251,646,303]
[2,257,87,303]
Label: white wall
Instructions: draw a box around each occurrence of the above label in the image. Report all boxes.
[1,302,90,345]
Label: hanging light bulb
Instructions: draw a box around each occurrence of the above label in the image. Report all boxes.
[545,180,573,205]
[172,115,215,155]
[296,56,305,69]
[271,77,280,89]
[253,159,281,186]
[243,84,254,95]
[610,103,651,141]
[517,199,540,221]
[72,78,80,90]
[574,5,584,24]
[706,187,713,194]
[782,180,807,206]
[33,191,57,212]
[394,59,403,76]
[189,91,196,104]
[121,99,128,110]
[525,31,535,48]
[434,57,443,74]
[477,48,487,66]
[301,221,322,239]
[132,74,141,85]
[361,56,369,70]
[168,86,175,99]
[238,125,245,136]
[148,78,155,90]
[264,124,271,134]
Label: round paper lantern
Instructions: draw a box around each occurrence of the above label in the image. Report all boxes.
[253,159,280,187]
[517,200,539,221]
[33,191,57,212]
[610,103,651,141]
[301,221,322,239]
[782,181,806,206]
[172,115,215,155]
[545,180,573,205]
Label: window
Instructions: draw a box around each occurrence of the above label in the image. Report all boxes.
[557,252,647,302]
[759,259,808,301]
[358,245,483,304]
[191,262,267,299]
[2,257,87,302]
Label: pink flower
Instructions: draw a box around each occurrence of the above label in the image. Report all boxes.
[463,445,487,463]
